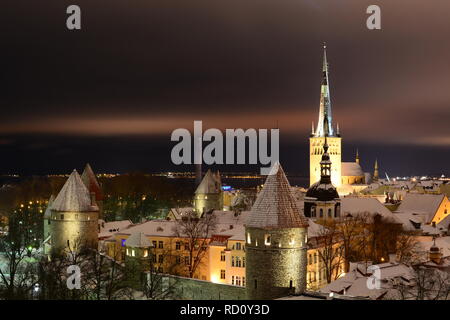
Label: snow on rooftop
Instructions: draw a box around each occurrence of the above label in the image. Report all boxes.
[246,162,308,229]
[341,162,364,177]
[195,169,221,194]
[98,220,133,238]
[51,170,98,212]
[125,232,152,248]
[396,193,445,221]
[341,197,398,222]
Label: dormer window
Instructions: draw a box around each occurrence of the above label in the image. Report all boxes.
[264,234,271,246]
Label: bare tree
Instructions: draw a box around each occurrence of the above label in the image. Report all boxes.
[315,219,345,283]
[173,209,216,278]
[0,221,38,299]
[392,266,450,300]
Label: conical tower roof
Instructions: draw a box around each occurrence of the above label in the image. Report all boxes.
[81,163,103,201]
[195,169,221,194]
[51,170,98,212]
[246,162,308,229]
[125,232,152,248]
[315,43,335,137]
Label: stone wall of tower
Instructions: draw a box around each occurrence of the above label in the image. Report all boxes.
[50,210,99,253]
[310,136,342,187]
[245,227,307,300]
[194,193,223,215]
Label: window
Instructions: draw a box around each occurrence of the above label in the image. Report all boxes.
[231,256,235,267]
[232,276,235,285]
[220,270,226,279]
[242,277,246,287]
[236,276,241,286]
[328,209,332,218]
[60,214,64,220]
[126,248,130,256]
[220,251,226,261]
[314,252,317,264]
[131,249,135,257]
[309,254,312,265]
[158,241,164,249]
[143,250,148,258]
[311,206,316,218]
[235,242,242,250]
[176,242,181,250]
[184,242,190,251]
[236,257,241,267]
[152,241,157,248]
[264,234,271,246]
[152,255,157,263]
[243,257,246,268]
[158,255,164,263]
[319,209,323,218]
[247,233,251,244]
[290,280,293,289]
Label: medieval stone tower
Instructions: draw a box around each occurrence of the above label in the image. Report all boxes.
[49,169,99,253]
[245,162,309,300]
[310,44,342,187]
[194,169,223,216]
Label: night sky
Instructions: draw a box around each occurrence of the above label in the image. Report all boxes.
[1,0,449,176]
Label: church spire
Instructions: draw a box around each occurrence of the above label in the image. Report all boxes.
[315,43,334,137]
[373,159,379,181]
[356,149,360,164]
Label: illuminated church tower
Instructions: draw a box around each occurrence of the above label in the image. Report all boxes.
[310,44,342,187]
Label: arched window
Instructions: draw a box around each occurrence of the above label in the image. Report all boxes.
[311,206,316,217]
[319,209,323,218]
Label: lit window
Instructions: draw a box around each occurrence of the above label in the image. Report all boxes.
[126,248,130,256]
[264,234,271,246]
[143,250,148,258]
[131,249,135,257]
[247,233,251,244]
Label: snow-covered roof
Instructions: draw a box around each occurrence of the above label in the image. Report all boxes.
[341,162,364,177]
[125,232,152,248]
[246,162,308,229]
[396,193,445,221]
[118,220,178,237]
[341,197,399,222]
[98,219,133,238]
[195,169,221,194]
[81,163,103,201]
[415,236,450,259]
[51,170,99,212]
[320,262,415,299]
[215,224,246,241]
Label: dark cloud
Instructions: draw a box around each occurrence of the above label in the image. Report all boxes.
[0,0,448,175]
